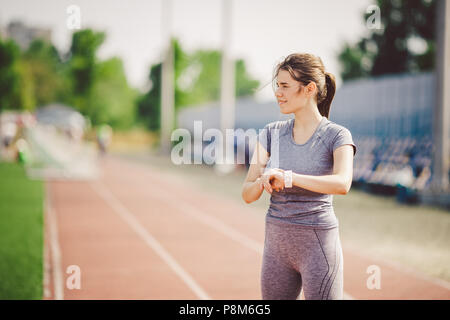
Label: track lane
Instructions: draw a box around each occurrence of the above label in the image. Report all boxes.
[47,180,198,299]
[100,162,263,299]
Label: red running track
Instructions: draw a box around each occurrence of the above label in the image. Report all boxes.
[43,156,450,300]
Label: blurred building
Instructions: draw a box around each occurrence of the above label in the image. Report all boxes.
[3,20,52,50]
[0,22,7,39]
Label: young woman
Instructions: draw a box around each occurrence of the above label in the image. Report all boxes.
[241,53,356,300]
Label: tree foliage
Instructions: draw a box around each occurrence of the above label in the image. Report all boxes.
[0,28,137,129]
[22,40,69,108]
[338,0,436,81]
[1,29,258,131]
[137,38,260,131]
[89,57,138,129]
[0,37,32,111]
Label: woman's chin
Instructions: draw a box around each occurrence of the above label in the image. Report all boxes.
[279,106,290,114]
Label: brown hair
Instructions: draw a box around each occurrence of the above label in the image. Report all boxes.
[272,53,336,119]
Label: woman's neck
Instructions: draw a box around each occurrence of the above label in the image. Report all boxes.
[293,105,323,131]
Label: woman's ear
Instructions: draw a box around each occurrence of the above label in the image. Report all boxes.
[306,81,317,97]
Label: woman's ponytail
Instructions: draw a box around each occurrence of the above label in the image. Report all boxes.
[318,72,336,119]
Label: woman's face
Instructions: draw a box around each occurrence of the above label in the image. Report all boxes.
[275,69,311,114]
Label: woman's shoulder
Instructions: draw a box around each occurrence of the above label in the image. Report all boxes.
[321,118,357,155]
[263,118,293,132]
[322,118,352,137]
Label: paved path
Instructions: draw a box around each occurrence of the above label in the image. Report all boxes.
[44,156,450,300]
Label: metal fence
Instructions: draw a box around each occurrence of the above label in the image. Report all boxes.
[330,72,434,140]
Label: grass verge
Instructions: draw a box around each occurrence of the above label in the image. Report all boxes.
[0,162,43,299]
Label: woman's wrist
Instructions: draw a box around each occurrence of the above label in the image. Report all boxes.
[270,168,292,188]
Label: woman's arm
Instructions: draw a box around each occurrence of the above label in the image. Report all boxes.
[242,141,270,203]
[270,145,355,195]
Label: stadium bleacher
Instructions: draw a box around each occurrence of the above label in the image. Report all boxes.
[352,136,433,202]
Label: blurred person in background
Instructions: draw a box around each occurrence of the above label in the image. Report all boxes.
[0,114,19,162]
[396,164,432,204]
[96,124,113,156]
[242,53,356,300]
[16,138,30,165]
[2,121,17,148]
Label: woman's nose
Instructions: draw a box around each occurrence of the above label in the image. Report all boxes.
[275,89,282,97]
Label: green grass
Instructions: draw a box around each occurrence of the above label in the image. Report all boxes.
[0,162,44,299]
[116,150,450,282]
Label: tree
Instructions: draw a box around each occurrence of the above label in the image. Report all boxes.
[338,0,436,81]
[89,57,138,129]
[1,28,137,130]
[67,29,106,114]
[235,58,260,98]
[65,29,137,129]
[23,39,69,108]
[0,37,34,111]
[137,38,260,131]
[137,63,161,131]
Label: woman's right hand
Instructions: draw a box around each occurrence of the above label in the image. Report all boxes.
[271,176,285,192]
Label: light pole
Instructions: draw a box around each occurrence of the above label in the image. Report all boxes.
[160,0,175,156]
[214,0,236,175]
[432,0,450,191]
[423,0,450,206]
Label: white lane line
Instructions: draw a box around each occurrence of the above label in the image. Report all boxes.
[45,183,64,300]
[149,187,264,255]
[91,181,211,300]
[183,206,264,254]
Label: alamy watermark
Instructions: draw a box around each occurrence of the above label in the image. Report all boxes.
[366,264,381,290]
[170,121,280,167]
[67,5,81,30]
[66,265,81,290]
[366,5,381,30]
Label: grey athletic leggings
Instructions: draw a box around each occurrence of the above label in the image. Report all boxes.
[261,219,344,300]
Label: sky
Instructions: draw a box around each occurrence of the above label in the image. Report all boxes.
[0,0,373,101]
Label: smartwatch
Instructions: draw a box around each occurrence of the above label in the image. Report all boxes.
[284,170,293,188]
